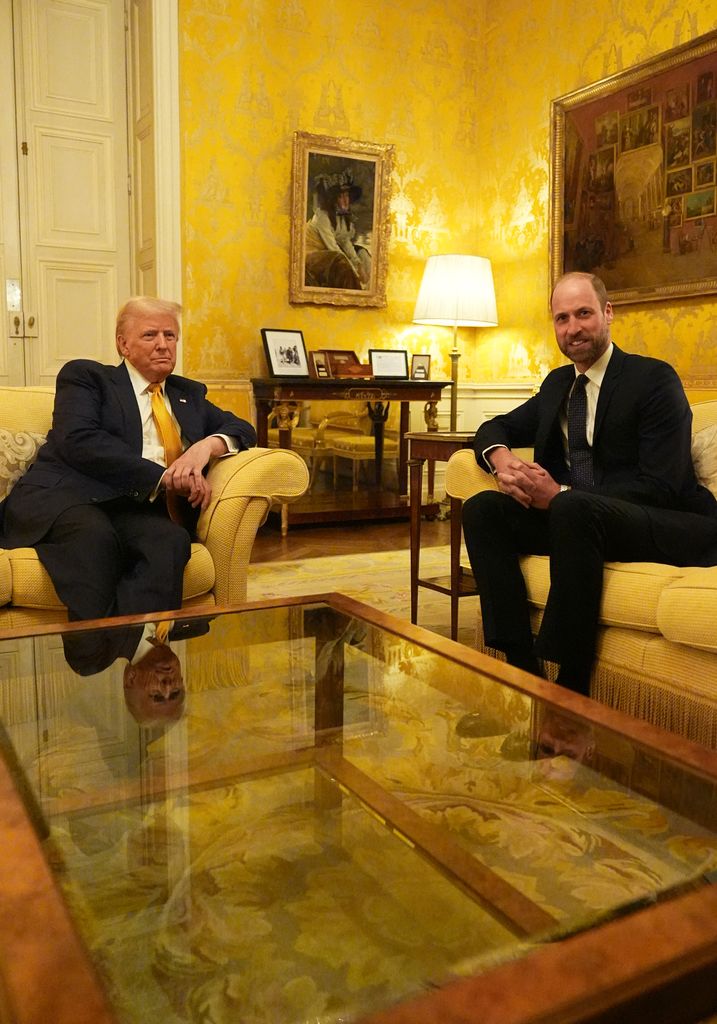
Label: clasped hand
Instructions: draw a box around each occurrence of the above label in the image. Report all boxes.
[162,436,227,510]
[489,448,561,509]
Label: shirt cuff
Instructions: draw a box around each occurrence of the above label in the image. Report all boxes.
[481,443,509,473]
[213,433,239,456]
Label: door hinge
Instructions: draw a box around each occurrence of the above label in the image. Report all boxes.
[21,141,28,156]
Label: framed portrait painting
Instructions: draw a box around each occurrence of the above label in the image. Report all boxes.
[550,28,717,304]
[289,131,394,308]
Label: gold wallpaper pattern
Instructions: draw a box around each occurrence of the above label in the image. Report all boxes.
[179,0,717,393]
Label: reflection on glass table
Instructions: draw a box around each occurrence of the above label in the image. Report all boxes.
[0,597,715,1024]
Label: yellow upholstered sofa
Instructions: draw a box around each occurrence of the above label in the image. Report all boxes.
[0,385,310,629]
[445,399,717,749]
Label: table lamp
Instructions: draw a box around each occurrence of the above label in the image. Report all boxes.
[413,254,498,431]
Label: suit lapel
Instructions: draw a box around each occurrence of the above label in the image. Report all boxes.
[533,366,574,476]
[593,345,626,441]
[109,363,143,451]
[165,377,197,442]
[539,365,574,436]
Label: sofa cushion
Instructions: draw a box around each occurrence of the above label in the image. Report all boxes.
[0,551,11,606]
[0,428,46,500]
[7,548,62,608]
[7,542,216,610]
[691,423,717,498]
[657,566,717,653]
[520,554,687,632]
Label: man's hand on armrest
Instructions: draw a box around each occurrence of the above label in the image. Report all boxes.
[163,436,228,510]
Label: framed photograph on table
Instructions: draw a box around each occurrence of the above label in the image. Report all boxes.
[550,28,717,305]
[289,130,394,308]
[260,328,310,377]
[309,351,331,378]
[410,354,431,380]
[369,349,409,379]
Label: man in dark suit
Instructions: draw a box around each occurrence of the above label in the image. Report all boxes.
[463,271,717,694]
[0,297,256,622]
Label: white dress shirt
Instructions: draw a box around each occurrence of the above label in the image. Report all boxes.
[560,342,613,451]
[124,359,238,467]
[482,343,614,471]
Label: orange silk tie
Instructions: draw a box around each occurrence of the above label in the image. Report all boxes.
[148,383,185,524]
[148,383,183,466]
[155,620,172,643]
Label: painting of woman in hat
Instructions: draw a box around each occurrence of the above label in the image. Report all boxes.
[304,167,372,289]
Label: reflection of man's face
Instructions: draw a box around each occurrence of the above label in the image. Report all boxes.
[123,642,184,725]
[536,710,595,777]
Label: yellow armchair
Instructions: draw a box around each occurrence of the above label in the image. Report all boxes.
[0,385,309,628]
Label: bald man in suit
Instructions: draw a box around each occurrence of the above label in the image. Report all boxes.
[0,297,255,622]
[463,272,717,695]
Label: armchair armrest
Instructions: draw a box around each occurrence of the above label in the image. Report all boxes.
[444,447,535,501]
[196,447,309,605]
[444,449,496,501]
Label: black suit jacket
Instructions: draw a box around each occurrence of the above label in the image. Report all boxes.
[0,359,257,545]
[474,345,717,518]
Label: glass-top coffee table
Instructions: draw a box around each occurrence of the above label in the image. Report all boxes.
[0,595,716,1024]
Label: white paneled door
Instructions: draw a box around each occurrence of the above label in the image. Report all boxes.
[1,0,131,385]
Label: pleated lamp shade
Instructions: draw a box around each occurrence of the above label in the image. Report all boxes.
[413,254,498,327]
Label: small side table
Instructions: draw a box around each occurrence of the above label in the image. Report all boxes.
[406,432,478,640]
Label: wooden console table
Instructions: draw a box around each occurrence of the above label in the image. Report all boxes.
[407,431,478,640]
[252,377,450,527]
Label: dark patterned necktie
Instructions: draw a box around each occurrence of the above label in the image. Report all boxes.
[567,374,593,487]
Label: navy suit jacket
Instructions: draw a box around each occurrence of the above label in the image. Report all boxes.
[474,345,717,519]
[0,359,257,545]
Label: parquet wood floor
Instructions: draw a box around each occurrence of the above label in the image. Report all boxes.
[250,515,452,563]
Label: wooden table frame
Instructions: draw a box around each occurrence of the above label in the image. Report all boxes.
[0,596,716,1024]
[252,377,450,528]
[407,431,478,640]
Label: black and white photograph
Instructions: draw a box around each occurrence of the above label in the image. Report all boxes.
[260,328,310,377]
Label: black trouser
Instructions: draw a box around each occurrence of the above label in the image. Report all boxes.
[35,497,191,622]
[462,488,717,694]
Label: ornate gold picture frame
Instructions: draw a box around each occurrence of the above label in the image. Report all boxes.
[550,29,717,305]
[289,131,394,308]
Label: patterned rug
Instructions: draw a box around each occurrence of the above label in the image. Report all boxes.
[247,544,480,648]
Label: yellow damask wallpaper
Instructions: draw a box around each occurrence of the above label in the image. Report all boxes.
[179,0,483,388]
[467,0,717,387]
[179,0,717,398]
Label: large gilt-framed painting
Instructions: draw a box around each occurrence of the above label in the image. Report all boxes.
[289,131,394,308]
[550,29,717,305]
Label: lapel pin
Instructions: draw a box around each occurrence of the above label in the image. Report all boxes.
[179,397,188,403]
